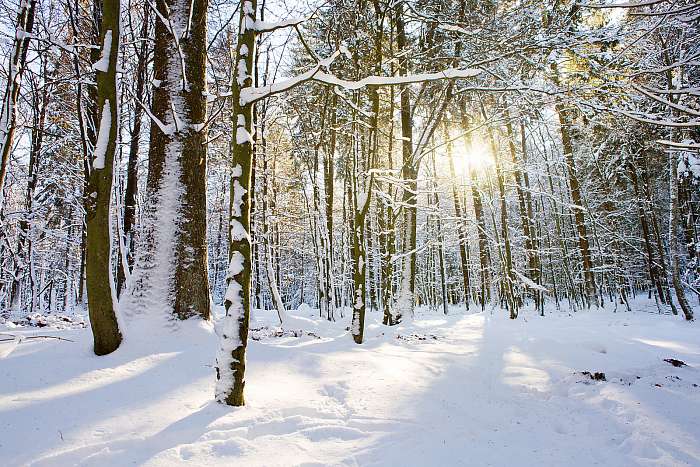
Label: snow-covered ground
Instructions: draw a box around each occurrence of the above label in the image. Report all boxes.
[2,298,700,466]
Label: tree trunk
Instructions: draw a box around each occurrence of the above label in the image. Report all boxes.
[9,65,48,310]
[395,2,416,319]
[486,125,517,319]
[630,157,665,303]
[669,147,694,320]
[350,172,371,342]
[134,0,210,319]
[325,95,337,311]
[215,0,256,406]
[555,101,595,305]
[460,108,491,308]
[443,122,471,309]
[117,4,150,296]
[431,152,449,315]
[85,0,122,355]
[0,0,37,205]
[506,115,539,304]
[350,89,372,344]
[665,64,693,321]
[382,86,397,325]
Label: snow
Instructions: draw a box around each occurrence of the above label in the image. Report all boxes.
[241,1,255,31]
[235,127,253,145]
[124,135,183,317]
[92,100,111,170]
[236,59,249,86]
[513,268,549,293]
[92,30,112,73]
[321,67,481,88]
[215,251,247,402]
[235,114,253,145]
[437,23,471,35]
[679,150,700,179]
[240,65,481,105]
[214,313,241,402]
[253,17,306,33]
[229,219,249,242]
[2,298,700,466]
[227,251,245,278]
[15,27,31,41]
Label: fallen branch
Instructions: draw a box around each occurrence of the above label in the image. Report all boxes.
[0,333,75,343]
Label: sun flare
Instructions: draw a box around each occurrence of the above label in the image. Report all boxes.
[453,138,494,175]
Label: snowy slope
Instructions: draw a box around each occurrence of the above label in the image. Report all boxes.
[1,299,699,466]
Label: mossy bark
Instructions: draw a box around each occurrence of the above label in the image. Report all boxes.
[217,0,257,406]
[86,0,122,356]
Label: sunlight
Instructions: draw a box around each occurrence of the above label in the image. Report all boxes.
[0,352,179,412]
[501,347,551,393]
[635,338,700,355]
[453,138,494,176]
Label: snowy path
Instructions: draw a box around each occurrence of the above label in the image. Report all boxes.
[2,305,700,466]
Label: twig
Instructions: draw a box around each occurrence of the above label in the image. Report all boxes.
[0,333,74,343]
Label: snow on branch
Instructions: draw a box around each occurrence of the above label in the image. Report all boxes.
[657,139,700,150]
[513,269,549,293]
[578,0,670,8]
[239,50,340,104]
[240,63,481,105]
[633,85,700,118]
[313,68,481,90]
[1,333,74,359]
[616,109,700,128]
[254,16,308,33]
[125,87,175,135]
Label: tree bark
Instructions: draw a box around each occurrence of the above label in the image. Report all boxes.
[215,0,256,406]
[117,4,150,296]
[136,0,210,319]
[395,2,416,319]
[443,122,471,309]
[0,0,37,205]
[85,0,122,356]
[9,65,48,310]
[554,100,595,305]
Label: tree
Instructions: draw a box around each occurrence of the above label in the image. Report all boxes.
[129,0,211,320]
[85,0,122,355]
[214,0,481,405]
[0,0,37,206]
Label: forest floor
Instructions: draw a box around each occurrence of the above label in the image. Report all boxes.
[1,297,700,466]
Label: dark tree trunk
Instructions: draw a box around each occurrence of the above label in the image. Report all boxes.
[215,0,256,406]
[0,0,37,202]
[138,0,210,319]
[117,5,150,296]
[85,0,123,355]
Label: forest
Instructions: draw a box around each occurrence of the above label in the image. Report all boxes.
[1,0,699,465]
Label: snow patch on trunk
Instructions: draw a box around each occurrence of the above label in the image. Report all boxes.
[92,30,112,72]
[92,100,111,170]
